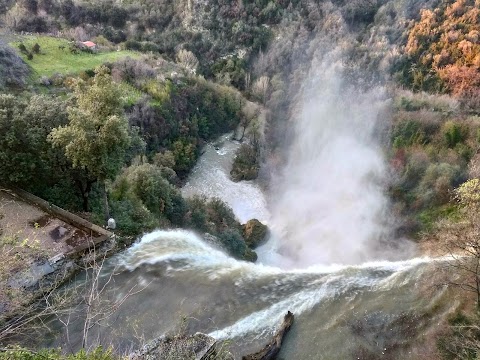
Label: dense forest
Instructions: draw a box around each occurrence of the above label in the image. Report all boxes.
[1,0,480,358]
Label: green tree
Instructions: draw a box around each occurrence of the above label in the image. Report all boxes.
[218,228,247,259]
[49,66,131,214]
[0,94,63,183]
[0,94,103,210]
[110,163,186,230]
[171,139,197,175]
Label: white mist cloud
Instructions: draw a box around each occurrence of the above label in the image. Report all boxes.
[265,59,410,267]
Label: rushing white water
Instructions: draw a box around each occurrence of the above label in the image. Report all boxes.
[267,59,407,267]
[120,231,429,333]
[75,230,441,359]
[182,133,269,224]
[26,51,451,360]
[28,227,446,359]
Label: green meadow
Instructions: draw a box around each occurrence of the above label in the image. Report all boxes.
[11,36,140,78]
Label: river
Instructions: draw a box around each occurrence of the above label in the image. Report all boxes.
[25,56,457,359]
[28,134,454,359]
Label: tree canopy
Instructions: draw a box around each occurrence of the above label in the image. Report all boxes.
[49,66,131,183]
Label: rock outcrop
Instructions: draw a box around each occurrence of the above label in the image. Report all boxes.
[130,332,233,360]
[242,219,268,249]
[244,247,258,262]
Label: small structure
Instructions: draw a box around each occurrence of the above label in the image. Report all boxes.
[107,218,116,230]
[81,41,97,51]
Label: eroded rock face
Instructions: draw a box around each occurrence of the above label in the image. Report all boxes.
[242,219,268,249]
[129,332,233,360]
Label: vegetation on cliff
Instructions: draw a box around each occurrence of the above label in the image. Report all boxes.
[0,61,255,261]
[398,0,480,105]
[2,0,480,357]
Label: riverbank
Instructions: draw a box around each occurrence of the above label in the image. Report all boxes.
[0,186,118,339]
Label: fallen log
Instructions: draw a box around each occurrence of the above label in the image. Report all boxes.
[242,311,294,360]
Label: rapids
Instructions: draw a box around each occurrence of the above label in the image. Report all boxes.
[23,53,454,359]
[30,135,452,359]
[181,133,269,224]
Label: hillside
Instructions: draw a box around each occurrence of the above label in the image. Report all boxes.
[11,35,140,78]
[1,0,480,358]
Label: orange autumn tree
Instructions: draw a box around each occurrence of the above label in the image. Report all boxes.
[405,0,480,102]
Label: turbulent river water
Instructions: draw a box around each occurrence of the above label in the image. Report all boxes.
[32,137,453,359]
[31,61,455,359]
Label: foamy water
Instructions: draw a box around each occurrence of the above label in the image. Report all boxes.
[181,134,269,224]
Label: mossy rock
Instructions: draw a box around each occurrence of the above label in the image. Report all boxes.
[242,219,268,249]
[244,247,258,262]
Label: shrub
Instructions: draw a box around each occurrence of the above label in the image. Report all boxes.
[109,163,186,232]
[124,40,142,51]
[217,228,247,259]
[207,197,238,230]
[184,196,252,259]
[153,151,176,169]
[392,120,425,148]
[18,43,28,54]
[418,163,463,206]
[165,191,187,226]
[123,164,178,217]
[32,43,40,54]
[0,346,115,360]
[442,120,467,148]
[399,149,430,194]
[230,144,259,181]
[172,139,197,175]
[109,198,159,236]
[185,196,208,232]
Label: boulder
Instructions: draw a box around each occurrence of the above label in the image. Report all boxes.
[244,247,258,262]
[129,332,233,360]
[242,219,268,249]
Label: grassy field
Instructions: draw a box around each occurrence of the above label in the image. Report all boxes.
[11,35,140,78]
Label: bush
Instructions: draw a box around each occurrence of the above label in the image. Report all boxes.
[32,43,40,54]
[207,197,238,230]
[18,43,28,54]
[109,198,159,236]
[418,163,464,206]
[392,120,425,148]
[124,40,142,51]
[117,163,183,221]
[153,151,176,169]
[230,144,259,181]
[442,121,467,148]
[172,139,197,175]
[186,196,209,232]
[217,228,247,259]
[183,196,254,259]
